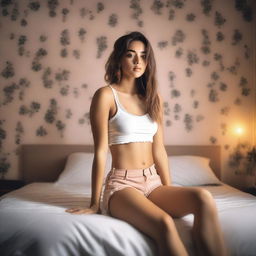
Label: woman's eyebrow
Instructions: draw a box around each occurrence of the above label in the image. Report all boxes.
[127,49,146,54]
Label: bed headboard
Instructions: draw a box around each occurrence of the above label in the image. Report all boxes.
[20,144,221,183]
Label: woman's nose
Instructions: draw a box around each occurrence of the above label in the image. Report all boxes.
[133,55,139,64]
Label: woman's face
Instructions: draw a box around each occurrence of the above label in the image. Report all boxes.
[120,40,147,80]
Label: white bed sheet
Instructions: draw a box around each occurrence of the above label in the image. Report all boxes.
[1,182,256,256]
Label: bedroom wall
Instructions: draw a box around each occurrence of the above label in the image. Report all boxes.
[0,0,255,188]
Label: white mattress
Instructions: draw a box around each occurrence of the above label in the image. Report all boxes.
[0,182,256,256]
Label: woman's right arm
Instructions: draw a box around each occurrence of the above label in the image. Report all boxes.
[66,87,111,214]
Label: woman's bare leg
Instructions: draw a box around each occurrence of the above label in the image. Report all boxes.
[148,186,228,256]
[109,187,188,256]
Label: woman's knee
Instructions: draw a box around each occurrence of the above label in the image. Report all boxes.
[191,188,216,212]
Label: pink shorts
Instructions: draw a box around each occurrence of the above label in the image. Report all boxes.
[102,163,162,215]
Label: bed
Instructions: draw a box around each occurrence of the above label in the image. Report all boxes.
[1,144,256,256]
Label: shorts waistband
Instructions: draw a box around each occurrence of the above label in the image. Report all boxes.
[110,164,157,177]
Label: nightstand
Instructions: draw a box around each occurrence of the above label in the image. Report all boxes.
[0,180,25,196]
[243,187,256,196]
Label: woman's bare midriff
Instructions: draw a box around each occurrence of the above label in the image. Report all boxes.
[109,142,154,169]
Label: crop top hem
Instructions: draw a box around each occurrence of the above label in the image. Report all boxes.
[109,140,153,146]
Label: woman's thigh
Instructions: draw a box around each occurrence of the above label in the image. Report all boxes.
[148,185,214,218]
[109,187,174,237]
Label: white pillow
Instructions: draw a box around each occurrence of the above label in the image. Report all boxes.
[169,155,220,186]
[56,152,112,185]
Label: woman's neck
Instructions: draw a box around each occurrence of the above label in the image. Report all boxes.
[117,77,138,95]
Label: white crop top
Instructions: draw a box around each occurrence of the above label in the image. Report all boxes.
[108,85,158,146]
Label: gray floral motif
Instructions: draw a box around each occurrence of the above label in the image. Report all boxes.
[201,29,211,54]
[0,155,11,179]
[196,115,204,122]
[214,11,226,28]
[214,53,224,71]
[219,82,227,91]
[1,61,15,79]
[130,0,143,27]
[166,0,185,9]
[78,112,90,125]
[220,123,227,136]
[81,83,88,89]
[80,8,94,20]
[210,136,217,144]
[174,104,182,113]
[62,8,70,22]
[171,89,181,98]
[166,120,172,127]
[216,31,224,42]
[171,30,185,46]
[11,2,19,21]
[168,71,176,88]
[15,121,24,145]
[55,69,70,84]
[185,67,192,77]
[96,36,107,58]
[175,47,183,58]
[73,49,80,59]
[232,29,242,45]
[56,120,66,137]
[108,14,118,27]
[20,19,28,27]
[209,89,219,102]
[187,50,199,66]
[36,126,48,137]
[200,0,213,16]
[60,29,70,46]
[2,82,18,105]
[238,76,250,96]
[226,58,240,75]
[47,0,59,17]
[97,2,104,13]
[19,102,41,117]
[186,13,195,22]
[244,44,250,59]
[211,71,219,81]
[158,41,168,49]
[65,109,72,119]
[168,9,175,20]
[39,34,47,42]
[42,67,54,88]
[163,102,170,116]
[151,0,164,15]
[234,98,241,105]
[28,1,41,11]
[193,100,199,109]
[45,98,58,124]
[60,48,68,58]
[184,114,193,132]
[202,60,210,67]
[73,88,79,98]
[220,106,230,116]
[60,85,69,96]
[235,0,253,22]
[0,120,7,150]
[78,28,87,42]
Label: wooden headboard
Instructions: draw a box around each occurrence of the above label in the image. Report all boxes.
[20,144,221,183]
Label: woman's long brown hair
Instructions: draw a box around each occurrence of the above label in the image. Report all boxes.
[104,31,161,123]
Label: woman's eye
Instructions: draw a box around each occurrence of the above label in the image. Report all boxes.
[126,53,133,58]
[141,55,146,59]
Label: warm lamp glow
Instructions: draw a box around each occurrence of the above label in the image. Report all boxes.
[235,127,244,135]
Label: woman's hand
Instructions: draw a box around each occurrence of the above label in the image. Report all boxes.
[65,204,100,215]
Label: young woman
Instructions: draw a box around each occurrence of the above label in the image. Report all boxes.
[66,31,227,256]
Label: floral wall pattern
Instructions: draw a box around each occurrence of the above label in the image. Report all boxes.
[0,0,255,188]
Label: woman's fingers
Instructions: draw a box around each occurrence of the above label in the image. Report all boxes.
[65,207,95,215]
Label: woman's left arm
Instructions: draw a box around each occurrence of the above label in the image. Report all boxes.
[152,93,171,186]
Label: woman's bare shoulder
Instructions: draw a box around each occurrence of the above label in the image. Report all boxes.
[92,85,113,102]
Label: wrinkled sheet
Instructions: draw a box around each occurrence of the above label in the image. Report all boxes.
[0,183,256,256]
